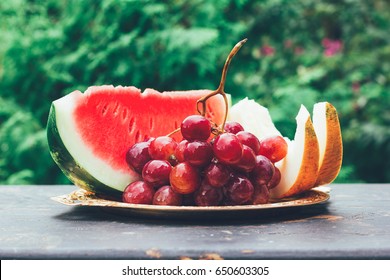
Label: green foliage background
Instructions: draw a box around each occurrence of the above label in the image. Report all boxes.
[0,0,389,184]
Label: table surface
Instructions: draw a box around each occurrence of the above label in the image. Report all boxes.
[1,184,390,260]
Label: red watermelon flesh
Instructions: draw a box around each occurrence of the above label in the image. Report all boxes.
[74,85,225,171]
[48,85,226,196]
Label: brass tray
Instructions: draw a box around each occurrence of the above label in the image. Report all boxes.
[51,187,330,220]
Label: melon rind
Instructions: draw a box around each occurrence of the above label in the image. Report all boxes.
[47,106,124,198]
[47,91,139,198]
[313,102,343,186]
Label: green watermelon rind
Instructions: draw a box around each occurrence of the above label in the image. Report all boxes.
[47,105,123,199]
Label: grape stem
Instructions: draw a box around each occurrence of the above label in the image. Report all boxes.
[166,127,181,137]
[166,39,247,138]
[197,38,248,133]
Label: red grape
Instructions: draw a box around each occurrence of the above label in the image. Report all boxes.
[152,185,182,206]
[204,162,231,188]
[252,183,270,204]
[181,115,211,141]
[235,145,256,173]
[125,141,152,174]
[267,166,281,190]
[224,121,244,134]
[183,140,213,167]
[259,135,288,162]
[142,160,172,187]
[236,131,261,154]
[251,155,275,186]
[194,183,223,206]
[122,181,155,204]
[224,175,254,205]
[174,139,188,163]
[213,133,243,164]
[170,162,201,194]
[124,113,288,207]
[149,136,178,161]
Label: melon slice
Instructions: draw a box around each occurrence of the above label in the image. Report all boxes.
[313,102,343,186]
[227,97,281,140]
[228,98,342,199]
[228,99,319,198]
[47,85,225,198]
[270,105,320,198]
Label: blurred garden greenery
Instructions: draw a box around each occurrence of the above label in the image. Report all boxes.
[0,0,389,184]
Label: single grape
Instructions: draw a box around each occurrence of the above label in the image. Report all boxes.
[142,160,172,187]
[170,162,201,194]
[204,162,231,188]
[152,185,182,206]
[122,181,155,204]
[267,166,281,190]
[259,135,288,162]
[224,175,254,205]
[235,145,256,173]
[194,182,223,206]
[251,155,275,186]
[174,139,188,163]
[149,136,178,161]
[125,141,152,174]
[224,121,244,134]
[252,183,270,204]
[183,140,213,167]
[213,133,243,164]
[236,131,261,154]
[181,115,211,141]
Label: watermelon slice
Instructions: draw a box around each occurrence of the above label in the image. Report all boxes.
[47,85,226,198]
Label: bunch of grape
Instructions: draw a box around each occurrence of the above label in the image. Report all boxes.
[123,115,287,206]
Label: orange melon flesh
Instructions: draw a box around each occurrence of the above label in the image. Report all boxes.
[270,105,320,199]
[50,85,225,194]
[313,102,343,186]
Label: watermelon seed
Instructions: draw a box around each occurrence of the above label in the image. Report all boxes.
[149,118,154,130]
[128,117,135,134]
[113,102,120,116]
[101,104,108,116]
[135,131,141,142]
[122,108,128,121]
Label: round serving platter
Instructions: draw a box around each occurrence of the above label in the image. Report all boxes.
[51,187,330,220]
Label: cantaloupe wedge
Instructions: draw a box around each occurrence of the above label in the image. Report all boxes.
[270,105,320,198]
[312,102,343,186]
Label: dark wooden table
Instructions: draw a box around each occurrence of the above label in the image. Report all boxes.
[1,184,389,260]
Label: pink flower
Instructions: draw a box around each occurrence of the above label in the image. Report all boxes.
[352,82,360,93]
[284,40,293,49]
[261,45,275,56]
[322,38,343,57]
[294,46,304,55]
